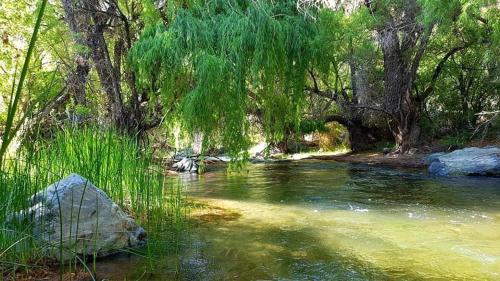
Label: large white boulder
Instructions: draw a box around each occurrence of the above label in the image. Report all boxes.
[23,173,146,260]
[428,147,500,176]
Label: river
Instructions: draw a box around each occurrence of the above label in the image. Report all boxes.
[96,161,500,280]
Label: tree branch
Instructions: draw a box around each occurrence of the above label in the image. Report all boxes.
[308,69,319,92]
[323,114,349,126]
[305,87,340,102]
[421,43,472,99]
[409,23,434,87]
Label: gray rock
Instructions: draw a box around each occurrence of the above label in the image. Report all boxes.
[428,147,500,176]
[173,157,198,173]
[21,174,146,261]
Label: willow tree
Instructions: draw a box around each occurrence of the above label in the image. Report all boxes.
[130,0,319,158]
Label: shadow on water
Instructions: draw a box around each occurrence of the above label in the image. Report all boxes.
[122,223,425,281]
[343,164,500,214]
[112,217,479,281]
[174,224,393,281]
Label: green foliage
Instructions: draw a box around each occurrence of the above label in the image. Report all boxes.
[300,119,327,134]
[129,0,498,154]
[312,8,378,95]
[438,133,471,149]
[1,0,495,161]
[0,0,70,163]
[0,0,49,163]
[420,0,499,135]
[418,0,461,26]
[130,0,320,159]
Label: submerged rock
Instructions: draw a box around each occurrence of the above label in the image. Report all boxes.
[428,147,500,176]
[21,173,146,261]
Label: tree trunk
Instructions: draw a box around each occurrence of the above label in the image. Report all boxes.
[364,0,432,153]
[61,0,90,107]
[62,0,125,128]
[323,115,385,152]
[85,2,126,129]
[389,110,421,153]
[347,59,388,151]
[379,24,424,152]
[68,59,90,107]
[60,0,161,134]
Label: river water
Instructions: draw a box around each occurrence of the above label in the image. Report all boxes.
[97,161,500,280]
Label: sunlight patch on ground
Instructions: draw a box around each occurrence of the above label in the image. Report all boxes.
[291,149,350,160]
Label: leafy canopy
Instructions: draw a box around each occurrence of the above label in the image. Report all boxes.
[130,0,320,158]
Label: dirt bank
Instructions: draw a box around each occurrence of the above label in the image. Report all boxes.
[306,152,427,169]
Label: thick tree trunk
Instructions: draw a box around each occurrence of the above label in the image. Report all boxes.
[60,0,160,134]
[385,95,422,153]
[85,1,126,129]
[389,110,421,153]
[62,0,125,128]
[383,58,421,151]
[379,24,424,152]
[363,0,432,153]
[380,30,409,116]
[68,60,90,106]
[61,0,90,107]
[347,60,388,151]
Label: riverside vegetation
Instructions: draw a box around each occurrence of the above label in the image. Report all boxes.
[0,0,499,280]
[0,128,186,279]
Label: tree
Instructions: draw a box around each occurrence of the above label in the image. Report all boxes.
[1,0,498,158]
[423,1,499,136]
[130,0,320,158]
[306,8,389,152]
[60,0,166,134]
[301,0,498,152]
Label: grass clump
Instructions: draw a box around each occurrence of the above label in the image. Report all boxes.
[0,127,186,279]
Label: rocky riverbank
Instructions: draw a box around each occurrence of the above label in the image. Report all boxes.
[166,146,500,176]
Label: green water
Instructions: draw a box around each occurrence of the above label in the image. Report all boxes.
[97,161,500,280]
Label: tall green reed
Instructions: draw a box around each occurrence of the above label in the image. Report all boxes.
[0,0,48,163]
[1,127,186,279]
